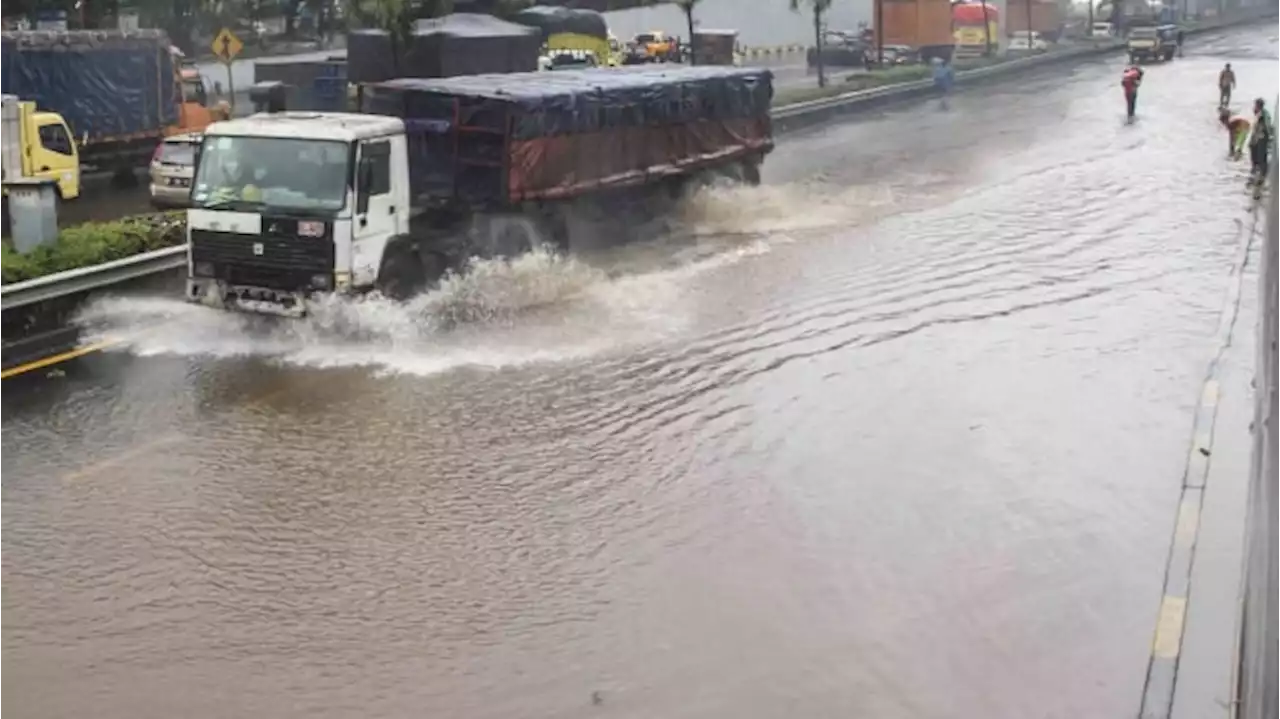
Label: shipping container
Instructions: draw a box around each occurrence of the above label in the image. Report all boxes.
[1005,0,1063,35]
[875,0,956,62]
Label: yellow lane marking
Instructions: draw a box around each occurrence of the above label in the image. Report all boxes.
[61,433,186,482]
[1174,496,1200,549]
[1152,595,1188,659]
[1,338,123,380]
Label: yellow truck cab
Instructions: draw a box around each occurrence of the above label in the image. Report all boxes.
[1,94,81,201]
[635,31,678,62]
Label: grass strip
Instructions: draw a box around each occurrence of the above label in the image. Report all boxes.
[2,212,186,284]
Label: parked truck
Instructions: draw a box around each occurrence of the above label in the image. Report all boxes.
[1005,0,1064,41]
[1,94,80,201]
[874,0,955,64]
[184,65,774,317]
[174,49,231,131]
[1,29,181,182]
[952,2,999,58]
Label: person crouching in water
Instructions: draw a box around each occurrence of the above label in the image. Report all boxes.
[1249,98,1273,186]
[1219,108,1251,160]
[1121,65,1144,119]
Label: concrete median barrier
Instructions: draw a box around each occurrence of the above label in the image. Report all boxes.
[1234,106,1278,719]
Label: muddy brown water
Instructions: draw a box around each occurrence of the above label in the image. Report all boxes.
[3,25,1277,719]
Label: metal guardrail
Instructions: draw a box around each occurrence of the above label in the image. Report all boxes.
[773,42,1123,120]
[0,10,1271,317]
[0,245,187,311]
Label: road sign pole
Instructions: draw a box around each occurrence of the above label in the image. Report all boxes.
[210,27,244,115]
[226,62,235,114]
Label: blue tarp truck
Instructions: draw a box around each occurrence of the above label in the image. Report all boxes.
[1,29,179,180]
[183,64,775,316]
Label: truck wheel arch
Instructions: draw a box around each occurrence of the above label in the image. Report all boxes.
[375,235,426,300]
[376,235,450,300]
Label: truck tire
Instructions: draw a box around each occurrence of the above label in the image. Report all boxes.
[473,215,535,259]
[741,159,762,187]
[376,241,426,301]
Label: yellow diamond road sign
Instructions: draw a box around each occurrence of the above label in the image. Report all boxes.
[211,27,243,64]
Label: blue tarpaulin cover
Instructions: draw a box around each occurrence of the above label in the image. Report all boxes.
[511,6,609,40]
[365,64,773,139]
[1,29,179,145]
[403,14,541,78]
[362,65,774,204]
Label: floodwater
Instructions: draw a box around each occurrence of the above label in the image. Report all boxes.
[3,24,1277,719]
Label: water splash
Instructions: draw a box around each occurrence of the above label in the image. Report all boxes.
[73,179,898,375]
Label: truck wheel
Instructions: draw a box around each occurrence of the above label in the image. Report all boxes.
[376,243,425,301]
[741,160,762,187]
[420,250,448,290]
[475,215,535,259]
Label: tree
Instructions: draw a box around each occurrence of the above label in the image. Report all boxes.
[676,0,699,64]
[980,1,991,56]
[790,0,832,88]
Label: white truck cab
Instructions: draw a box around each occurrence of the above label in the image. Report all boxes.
[186,111,411,317]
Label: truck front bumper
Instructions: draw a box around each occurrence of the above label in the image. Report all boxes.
[187,278,311,319]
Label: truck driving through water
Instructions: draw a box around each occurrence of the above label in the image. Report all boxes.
[185,65,774,317]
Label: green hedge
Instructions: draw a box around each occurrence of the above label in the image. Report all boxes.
[2,213,186,284]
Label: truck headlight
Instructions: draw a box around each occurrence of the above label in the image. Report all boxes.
[310,273,332,290]
[193,261,215,277]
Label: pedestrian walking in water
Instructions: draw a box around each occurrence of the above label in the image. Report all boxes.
[1218,63,1235,108]
[932,57,955,109]
[1121,65,1143,119]
[1248,98,1273,186]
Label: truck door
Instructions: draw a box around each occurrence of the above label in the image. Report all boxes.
[32,118,80,200]
[350,138,401,286]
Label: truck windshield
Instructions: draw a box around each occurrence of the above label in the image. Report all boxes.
[192,135,350,213]
[1129,28,1157,38]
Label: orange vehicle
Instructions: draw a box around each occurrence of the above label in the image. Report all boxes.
[166,47,230,136]
[874,0,955,64]
[633,30,678,61]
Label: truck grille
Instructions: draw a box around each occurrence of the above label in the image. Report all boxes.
[191,228,334,292]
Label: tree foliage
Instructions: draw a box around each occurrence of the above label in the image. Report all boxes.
[790,0,833,88]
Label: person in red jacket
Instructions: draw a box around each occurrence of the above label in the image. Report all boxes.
[1121,65,1144,119]
[1219,107,1251,160]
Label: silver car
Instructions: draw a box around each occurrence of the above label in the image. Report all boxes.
[149,133,201,209]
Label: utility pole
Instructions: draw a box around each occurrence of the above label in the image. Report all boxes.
[1025,0,1033,46]
[874,0,884,66]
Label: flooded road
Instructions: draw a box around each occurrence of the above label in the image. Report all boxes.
[4,25,1277,719]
